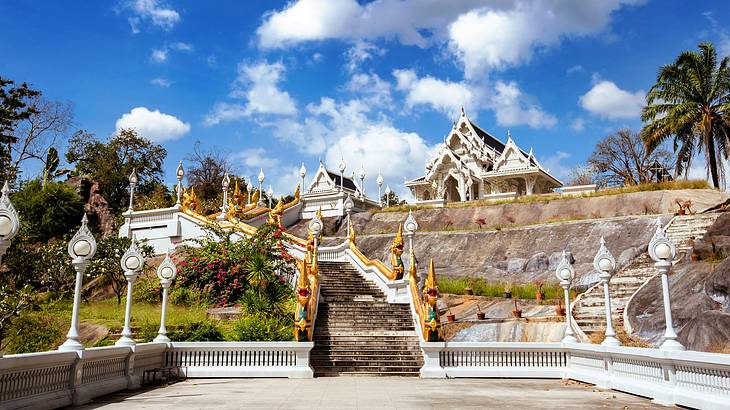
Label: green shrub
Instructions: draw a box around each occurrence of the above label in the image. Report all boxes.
[10,179,84,242]
[439,277,562,300]
[169,321,224,342]
[5,311,66,354]
[169,286,196,306]
[134,275,161,304]
[232,314,292,342]
[4,239,75,292]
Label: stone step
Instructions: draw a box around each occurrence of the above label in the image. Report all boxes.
[311,365,422,373]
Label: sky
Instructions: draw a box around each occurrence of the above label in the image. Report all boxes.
[1,0,729,199]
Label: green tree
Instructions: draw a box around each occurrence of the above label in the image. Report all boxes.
[0,76,40,183]
[66,128,167,215]
[10,179,84,242]
[0,285,34,352]
[380,190,405,207]
[641,42,730,188]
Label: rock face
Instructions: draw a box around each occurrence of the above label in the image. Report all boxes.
[351,215,667,284]
[66,177,116,237]
[450,321,565,343]
[627,212,730,352]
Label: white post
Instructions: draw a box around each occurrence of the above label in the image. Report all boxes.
[60,214,97,351]
[555,250,577,343]
[344,194,354,240]
[128,168,137,212]
[217,172,230,221]
[0,181,20,266]
[377,173,383,207]
[404,210,418,275]
[175,161,184,206]
[267,185,273,209]
[385,185,391,208]
[116,239,144,346]
[154,253,177,343]
[594,237,620,346]
[358,164,366,199]
[300,162,306,193]
[258,168,265,207]
[648,218,685,351]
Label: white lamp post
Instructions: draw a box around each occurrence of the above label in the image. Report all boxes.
[593,236,620,346]
[403,210,418,276]
[299,162,307,192]
[344,194,354,240]
[128,168,138,212]
[338,158,346,192]
[0,181,20,265]
[376,173,384,207]
[175,161,184,206]
[555,250,577,343]
[648,218,685,351]
[59,214,97,351]
[154,253,177,343]
[257,168,265,206]
[246,176,252,205]
[267,185,273,208]
[358,165,366,199]
[217,173,230,221]
[116,238,145,346]
[385,185,392,208]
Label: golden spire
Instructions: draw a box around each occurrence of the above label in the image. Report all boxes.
[425,259,438,289]
[409,248,416,280]
[392,224,404,248]
[293,183,300,200]
[297,258,309,289]
[316,207,323,221]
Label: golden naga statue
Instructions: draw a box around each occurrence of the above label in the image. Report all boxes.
[422,259,442,342]
[232,180,246,209]
[292,184,300,201]
[349,225,356,244]
[294,258,312,341]
[390,225,405,280]
[268,197,285,225]
[181,187,202,214]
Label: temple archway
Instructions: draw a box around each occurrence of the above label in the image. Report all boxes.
[444,175,460,202]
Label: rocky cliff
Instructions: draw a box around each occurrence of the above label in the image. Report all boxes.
[627,213,730,352]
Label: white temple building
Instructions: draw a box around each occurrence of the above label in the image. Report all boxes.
[405,108,562,205]
[300,161,379,218]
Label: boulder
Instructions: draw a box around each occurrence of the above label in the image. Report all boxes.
[548,251,574,271]
[66,177,115,237]
[506,258,527,273]
[525,252,549,272]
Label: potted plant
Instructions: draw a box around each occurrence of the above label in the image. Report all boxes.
[464,287,473,296]
[476,304,486,320]
[446,309,456,323]
[512,300,522,318]
[503,283,512,299]
[555,299,565,316]
[535,281,544,303]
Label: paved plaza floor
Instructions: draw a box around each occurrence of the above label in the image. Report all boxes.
[76,377,662,409]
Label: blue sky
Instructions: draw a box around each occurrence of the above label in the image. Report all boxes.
[1,0,729,198]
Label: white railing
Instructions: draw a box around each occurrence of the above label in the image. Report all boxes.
[165,342,314,378]
[0,343,166,410]
[317,241,350,262]
[420,342,730,410]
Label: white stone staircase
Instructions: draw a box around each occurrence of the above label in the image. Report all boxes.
[571,213,719,342]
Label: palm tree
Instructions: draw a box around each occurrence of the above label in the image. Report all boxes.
[642,42,730,188]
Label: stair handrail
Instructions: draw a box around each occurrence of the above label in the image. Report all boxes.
[347,240,397,281]
[571,214,677,343]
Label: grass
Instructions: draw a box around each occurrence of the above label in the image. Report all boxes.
[439,277,563,300]
[373,179,711,213]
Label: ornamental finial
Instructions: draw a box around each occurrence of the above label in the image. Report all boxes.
[300,162,307,178]
[425,259,438,289]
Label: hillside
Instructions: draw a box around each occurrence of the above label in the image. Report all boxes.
[287,189,728,285]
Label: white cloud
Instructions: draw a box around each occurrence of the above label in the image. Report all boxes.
[231,147,281,170]
[150,48,167,63]
[170,42,193,52]
[490,81,557,129]
[345,72,392,107]
[204,61,297,125]
[566,65,584,75]
[448,1,640,78]
[127,0,180,31]
[393,69,477,117]
[207,55,217,68]
[540,151,572,181]
[116,107,190,142]
[579,80,645,119]
[704,11,730,57]
[570,118,585,132]
[345,40,385,72]
[150,77,171,87]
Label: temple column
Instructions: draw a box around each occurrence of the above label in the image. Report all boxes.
[525,176,537,196]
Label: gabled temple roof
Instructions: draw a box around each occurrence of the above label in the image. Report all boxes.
[327,171,358,191]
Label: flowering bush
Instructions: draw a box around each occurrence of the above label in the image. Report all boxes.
[176,222,296,308]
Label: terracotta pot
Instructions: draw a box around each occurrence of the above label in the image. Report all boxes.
[503,291,512,299]
[446,314,456,323]
[512,310,522,318]
[535,292,543,302]
[677,209,686,215]
[464,287,473,295]
[691,252,699,262]
[555,306,566,316]
[476,312,486,320]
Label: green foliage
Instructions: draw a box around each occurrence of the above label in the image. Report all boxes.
[0,76,40,183]
[642,42,730,189]
[169,321,224,342]
[169,286,196,306]
[177,222,296,307]
[3,311,66,354]
[86,236,154,304]
[439,277,562,300]
[133,275,161,304]
[4,238,75,292]
[232,314,293,342]
[65,128,167,215]
[42,147,68,188]
[10,179,84,242]
[0,285,35,351]
[135,182,174,211]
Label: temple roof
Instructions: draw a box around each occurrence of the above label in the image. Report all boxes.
[327,171,358,191]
